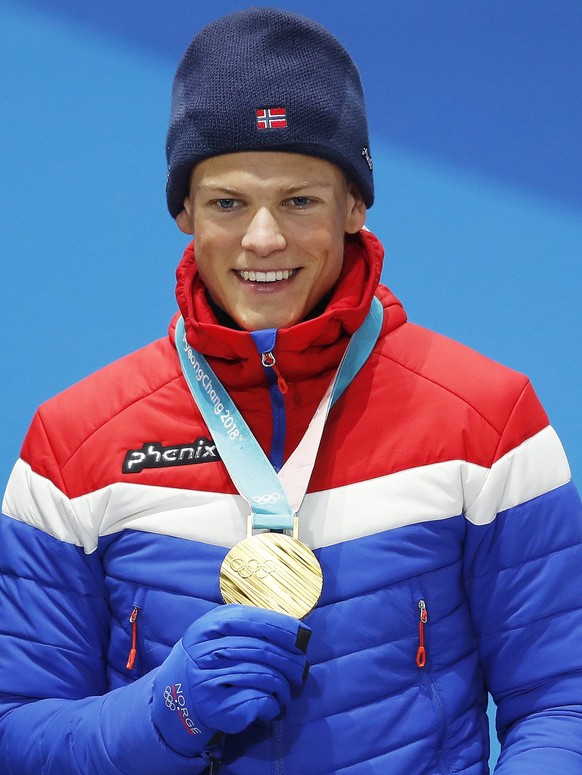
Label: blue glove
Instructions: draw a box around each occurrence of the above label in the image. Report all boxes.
[152,604,311,756]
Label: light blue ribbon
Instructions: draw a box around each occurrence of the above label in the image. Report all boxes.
[175,296,383,530]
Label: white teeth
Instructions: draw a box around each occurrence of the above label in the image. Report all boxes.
[239,269,294,282]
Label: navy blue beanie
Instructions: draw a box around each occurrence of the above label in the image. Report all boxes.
[166,7,374,218]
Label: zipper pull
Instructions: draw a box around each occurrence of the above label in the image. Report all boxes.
[126,606,140,670]
[261,351,288,394]
[416,599,428,669]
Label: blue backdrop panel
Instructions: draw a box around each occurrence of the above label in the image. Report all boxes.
[2,1,582,768]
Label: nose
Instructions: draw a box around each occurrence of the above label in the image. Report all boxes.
[241,207,286,256]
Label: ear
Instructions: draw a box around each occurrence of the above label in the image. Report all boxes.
[344,185,367,234]
[176,198,194,235]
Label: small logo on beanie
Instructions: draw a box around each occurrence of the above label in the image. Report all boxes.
[361,147,373,172]
[256,107,288,130]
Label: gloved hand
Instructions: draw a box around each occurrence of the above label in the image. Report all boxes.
[152,604,311,756]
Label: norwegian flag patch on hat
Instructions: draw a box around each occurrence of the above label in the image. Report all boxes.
[256,107,288,129]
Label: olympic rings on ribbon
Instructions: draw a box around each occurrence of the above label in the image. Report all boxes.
[251,492,282,506]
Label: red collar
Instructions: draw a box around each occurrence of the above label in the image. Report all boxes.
[171,230,405,389]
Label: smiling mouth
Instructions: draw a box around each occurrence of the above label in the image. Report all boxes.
[237,269,298,283]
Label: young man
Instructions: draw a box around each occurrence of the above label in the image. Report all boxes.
[1,8,581,774]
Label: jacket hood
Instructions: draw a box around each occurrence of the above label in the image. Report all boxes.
[172,229,406,389]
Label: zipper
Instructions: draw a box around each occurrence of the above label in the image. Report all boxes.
[262,351,288,394]
[206,732,225,774]
[273,715,286,775]
[416,599,428,669]
[250,328,288,472]
[126,605,141,670]
[261,350,288,472]
[413,594,451,773]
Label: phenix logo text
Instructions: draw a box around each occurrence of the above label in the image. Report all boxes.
[122,437,220,474]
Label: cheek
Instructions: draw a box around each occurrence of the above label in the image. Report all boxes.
[319,238,345,285]
[304,245,344,308]
[194,225,226,268]
[193,237,222,289]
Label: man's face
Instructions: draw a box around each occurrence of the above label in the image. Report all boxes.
[177,152,367,331]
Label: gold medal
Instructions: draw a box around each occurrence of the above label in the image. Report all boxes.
[220,519,323,619]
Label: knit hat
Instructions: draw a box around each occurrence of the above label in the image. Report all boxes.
[166,7,374,218]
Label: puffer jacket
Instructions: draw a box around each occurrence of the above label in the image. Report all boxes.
[1,230,581,774]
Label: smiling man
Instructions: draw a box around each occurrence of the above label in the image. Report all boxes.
[1,7,582,775]
[176,152,366,331]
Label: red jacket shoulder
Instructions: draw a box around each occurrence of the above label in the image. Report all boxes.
[380,320,548,453]
[21,335,180,485]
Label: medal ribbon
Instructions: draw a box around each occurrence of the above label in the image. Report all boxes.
[175,296,383,531]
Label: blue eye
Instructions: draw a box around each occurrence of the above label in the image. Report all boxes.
[217,199,237,209]
[290,197,311,208]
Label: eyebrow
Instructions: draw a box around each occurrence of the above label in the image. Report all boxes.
[195,184,244,196]
[284,181,334,194]
[195,181,334,196]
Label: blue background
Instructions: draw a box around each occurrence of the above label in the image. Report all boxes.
[1,1,581,768]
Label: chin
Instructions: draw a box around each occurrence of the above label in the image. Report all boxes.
[239,312,301,331]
